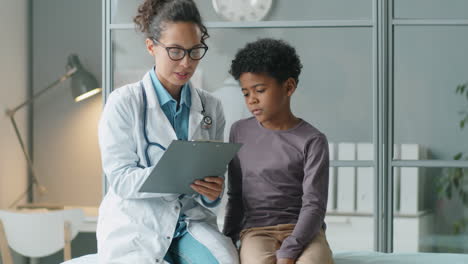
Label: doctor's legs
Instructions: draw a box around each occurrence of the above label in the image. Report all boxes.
[164,232,219,264]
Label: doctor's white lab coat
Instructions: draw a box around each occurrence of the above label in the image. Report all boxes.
[97,71,239,264]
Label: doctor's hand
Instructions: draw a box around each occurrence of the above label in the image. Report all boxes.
[190,176,224,201]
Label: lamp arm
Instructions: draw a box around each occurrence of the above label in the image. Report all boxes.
[6,67,77,117]
[5,67,77,208]
[7,114,41,208]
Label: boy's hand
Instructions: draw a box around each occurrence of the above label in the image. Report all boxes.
[277,258,295,264]
[190,176,224,201]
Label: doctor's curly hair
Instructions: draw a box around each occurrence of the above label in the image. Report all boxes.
[230,38,303,85]
[134,0,209,46]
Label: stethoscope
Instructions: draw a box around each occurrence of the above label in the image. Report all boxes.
[140,81,212,167]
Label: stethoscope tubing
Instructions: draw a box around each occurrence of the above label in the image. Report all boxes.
[142,85,167,167]
[140,81,210,167]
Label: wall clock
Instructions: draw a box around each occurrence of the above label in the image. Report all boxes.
[212,0,273,22]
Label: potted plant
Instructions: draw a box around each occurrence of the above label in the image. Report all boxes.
[437,82,468,234]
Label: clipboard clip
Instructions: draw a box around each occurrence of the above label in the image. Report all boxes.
[191,139,223,143]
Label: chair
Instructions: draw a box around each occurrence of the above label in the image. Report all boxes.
[0,209,84,264]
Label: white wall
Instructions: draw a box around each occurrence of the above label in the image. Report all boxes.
[32,0,102,206]
[0,0,29,209]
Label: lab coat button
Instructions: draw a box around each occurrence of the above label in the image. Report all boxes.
[166,236,171,240]
[175,206,179,210]
[156,259,159,262]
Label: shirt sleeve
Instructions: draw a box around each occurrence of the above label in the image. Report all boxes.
[201,195,221,207]
[276,134,329,260]
[223,122,245,243]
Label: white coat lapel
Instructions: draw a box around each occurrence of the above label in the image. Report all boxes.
[141,72,177,148]
[188,84,205,140]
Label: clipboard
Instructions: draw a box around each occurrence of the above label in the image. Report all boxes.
[139,140,242,194]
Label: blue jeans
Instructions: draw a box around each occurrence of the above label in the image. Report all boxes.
[164,231,219,264]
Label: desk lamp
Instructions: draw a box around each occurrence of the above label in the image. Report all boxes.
[5,54,101,208]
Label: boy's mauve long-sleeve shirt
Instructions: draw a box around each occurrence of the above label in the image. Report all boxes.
[223,117,329,260]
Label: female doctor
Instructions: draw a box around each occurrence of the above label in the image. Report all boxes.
[96,0,239,263]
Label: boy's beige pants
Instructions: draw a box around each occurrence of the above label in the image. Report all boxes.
[239,224,334,264]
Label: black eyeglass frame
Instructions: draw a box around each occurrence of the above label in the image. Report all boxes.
[152,38,209,61]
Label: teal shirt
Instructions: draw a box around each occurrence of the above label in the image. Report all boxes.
[150,68,191,141]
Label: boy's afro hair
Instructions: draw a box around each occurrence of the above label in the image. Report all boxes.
[229,38,303,85]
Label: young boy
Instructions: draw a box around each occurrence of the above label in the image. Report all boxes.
[223,38,334,264]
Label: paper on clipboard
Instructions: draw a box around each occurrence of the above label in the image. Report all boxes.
[139,140,242,194]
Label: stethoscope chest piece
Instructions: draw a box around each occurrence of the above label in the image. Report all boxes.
[202,115,212,130]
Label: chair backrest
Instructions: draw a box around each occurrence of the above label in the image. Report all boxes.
[0,209,84,260]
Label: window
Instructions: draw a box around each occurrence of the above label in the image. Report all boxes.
[103,0,468,253]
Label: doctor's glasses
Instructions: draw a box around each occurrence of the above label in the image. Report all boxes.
[152,39,208,61]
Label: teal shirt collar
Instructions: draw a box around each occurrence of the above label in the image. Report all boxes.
[150,68,191,108]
